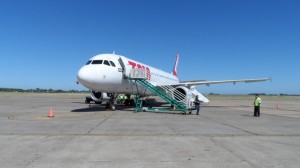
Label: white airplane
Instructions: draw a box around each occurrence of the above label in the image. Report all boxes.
[77,53,270,110]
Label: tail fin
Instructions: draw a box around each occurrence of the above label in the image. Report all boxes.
[172,52,179,76]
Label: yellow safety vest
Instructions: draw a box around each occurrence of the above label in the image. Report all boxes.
[254,97,261,106]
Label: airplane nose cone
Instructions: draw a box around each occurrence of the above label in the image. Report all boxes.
[77,66,93,87]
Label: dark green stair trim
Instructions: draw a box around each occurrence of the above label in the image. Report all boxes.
[129,78,188,111]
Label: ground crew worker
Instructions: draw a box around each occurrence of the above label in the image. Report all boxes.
[253,94,262,117]
[120,95,125,104]
[117,95,121,104]
[194,95,201,115]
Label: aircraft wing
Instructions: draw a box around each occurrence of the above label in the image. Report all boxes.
[170,78,271,87]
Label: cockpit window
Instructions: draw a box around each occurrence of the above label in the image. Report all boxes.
[103,60,110,66]
[92,60,103,64]
[85,60,92,65]
[89,59,115,67]
[109,61,116,67]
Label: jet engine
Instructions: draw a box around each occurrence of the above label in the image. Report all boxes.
[91,91,111,102]
[173,86,193,101]
[173,86,209,103]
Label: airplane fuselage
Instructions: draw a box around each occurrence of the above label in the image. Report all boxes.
[77,53,180,96]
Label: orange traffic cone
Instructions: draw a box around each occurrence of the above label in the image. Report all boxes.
[48,107,54,117]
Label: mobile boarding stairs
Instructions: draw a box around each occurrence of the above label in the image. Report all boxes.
[128,69,193,114]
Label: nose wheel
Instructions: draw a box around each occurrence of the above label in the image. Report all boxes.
[110,104,116,111]
[105,102,116,111]
[105,94,116,111]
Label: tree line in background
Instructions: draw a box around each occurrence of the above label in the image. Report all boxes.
[0,88,90,93]
[1,88,299,96]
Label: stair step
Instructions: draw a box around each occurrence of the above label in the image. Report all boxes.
[129,78,188,111]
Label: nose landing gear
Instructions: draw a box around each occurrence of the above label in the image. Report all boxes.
[105,94,116,111]
[105,103,116,111]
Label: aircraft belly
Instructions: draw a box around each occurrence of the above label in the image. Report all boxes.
[119,80,153,96]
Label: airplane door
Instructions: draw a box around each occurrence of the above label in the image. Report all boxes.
[118,57,127,79]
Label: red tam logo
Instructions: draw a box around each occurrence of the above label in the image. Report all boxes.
[128,61,151,80]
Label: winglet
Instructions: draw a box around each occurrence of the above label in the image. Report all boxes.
[172,52,179,76]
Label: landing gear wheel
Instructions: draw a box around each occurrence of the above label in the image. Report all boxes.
[110,104,116,111]
[106,103,116,111]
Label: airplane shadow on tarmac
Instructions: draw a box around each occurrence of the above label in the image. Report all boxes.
[71,104,249,113]
[71,103,140,112]
[71,101,169,113]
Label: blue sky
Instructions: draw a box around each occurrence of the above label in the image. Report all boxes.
[0,0,299,94]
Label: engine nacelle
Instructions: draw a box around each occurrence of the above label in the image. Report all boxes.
[173,86,193,101]
[173,86,209,103]
[91,91,111,102]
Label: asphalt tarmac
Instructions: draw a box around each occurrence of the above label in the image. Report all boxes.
[0,93,299,168]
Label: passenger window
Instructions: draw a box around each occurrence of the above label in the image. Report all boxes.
[103,60,110,66]
[109,61,116,67]
[92,60,103,64]
[85,60,92,65]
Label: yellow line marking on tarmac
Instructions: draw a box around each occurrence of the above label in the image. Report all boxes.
[55,113,82,117]
[35,116,51,120]
[34,113,82,120]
